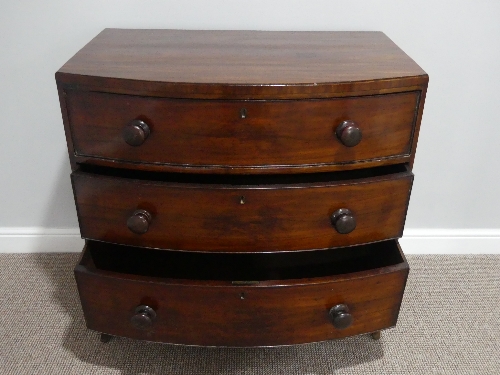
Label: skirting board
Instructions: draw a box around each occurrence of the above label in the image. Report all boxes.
[0,228,499,254]
[400,229,500,254]
[0,228,84,253]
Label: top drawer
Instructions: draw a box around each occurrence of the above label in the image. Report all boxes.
[65,90,420,173]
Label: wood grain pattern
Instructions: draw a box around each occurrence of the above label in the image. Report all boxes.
[56,83,77,171]
[409,84,428,168]
[65,90,419,174]
[71,167,413,252]
[74,240,409,346]
[56,29,427,100]
[58,30,426,346]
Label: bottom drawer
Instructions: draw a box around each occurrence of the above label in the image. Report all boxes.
[75,240,409,346]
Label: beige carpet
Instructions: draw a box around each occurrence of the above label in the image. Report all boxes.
[0,254,498,375]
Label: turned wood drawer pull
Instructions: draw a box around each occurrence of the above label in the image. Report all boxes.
[123,119,151,146]
[130,305,157,330]
[336,120,362,147]
[127,209,152,234]
[329,304,353,330]
[331,208,356,234]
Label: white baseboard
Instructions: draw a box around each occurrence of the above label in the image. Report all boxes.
[400,229,500,254]
[0,228,499,254]
[0,228,84,253]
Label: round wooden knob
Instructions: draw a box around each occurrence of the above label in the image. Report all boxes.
[130,305,157,330]
[127,209,152,234]
[329,304,353,330]
[336,120,362,147]
[331,208,356,234]
[123,119,150,146]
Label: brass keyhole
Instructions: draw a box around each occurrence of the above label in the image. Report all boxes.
[239,196,246,204]
[240,108,247,119]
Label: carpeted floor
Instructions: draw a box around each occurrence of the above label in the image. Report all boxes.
[0,254,498,375]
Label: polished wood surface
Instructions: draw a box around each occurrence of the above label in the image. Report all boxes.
[71,166,413,252]
[331,208,357,234]
[56,29,427,99]
[65,90,419,174]
[126,209,152,235]
[335,120,362,147]
[409,85,428,168]
[329,304,353,330]
[57,30,426,346]
[74,240,409,346]
[122,120,150,147]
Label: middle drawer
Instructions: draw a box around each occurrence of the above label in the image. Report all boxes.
[72,165,413,252]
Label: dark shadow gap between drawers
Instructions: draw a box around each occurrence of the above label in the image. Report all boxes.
[87,240,403,281]
[77,163,409,186]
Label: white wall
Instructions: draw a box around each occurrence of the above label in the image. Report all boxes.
[1,1,500,252]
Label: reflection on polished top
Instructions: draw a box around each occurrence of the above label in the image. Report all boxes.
[57,29,427,98]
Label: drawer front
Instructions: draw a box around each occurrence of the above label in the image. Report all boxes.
[72,169,413,252]
[66,90,419,172]
[75,241,409,346]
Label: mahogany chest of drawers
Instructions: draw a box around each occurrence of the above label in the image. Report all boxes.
[56,29,427,346]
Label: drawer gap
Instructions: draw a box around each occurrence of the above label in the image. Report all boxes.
[87,240,404,282]
[77,163,409,186]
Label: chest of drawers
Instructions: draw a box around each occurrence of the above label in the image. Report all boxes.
[56,29,427,346]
